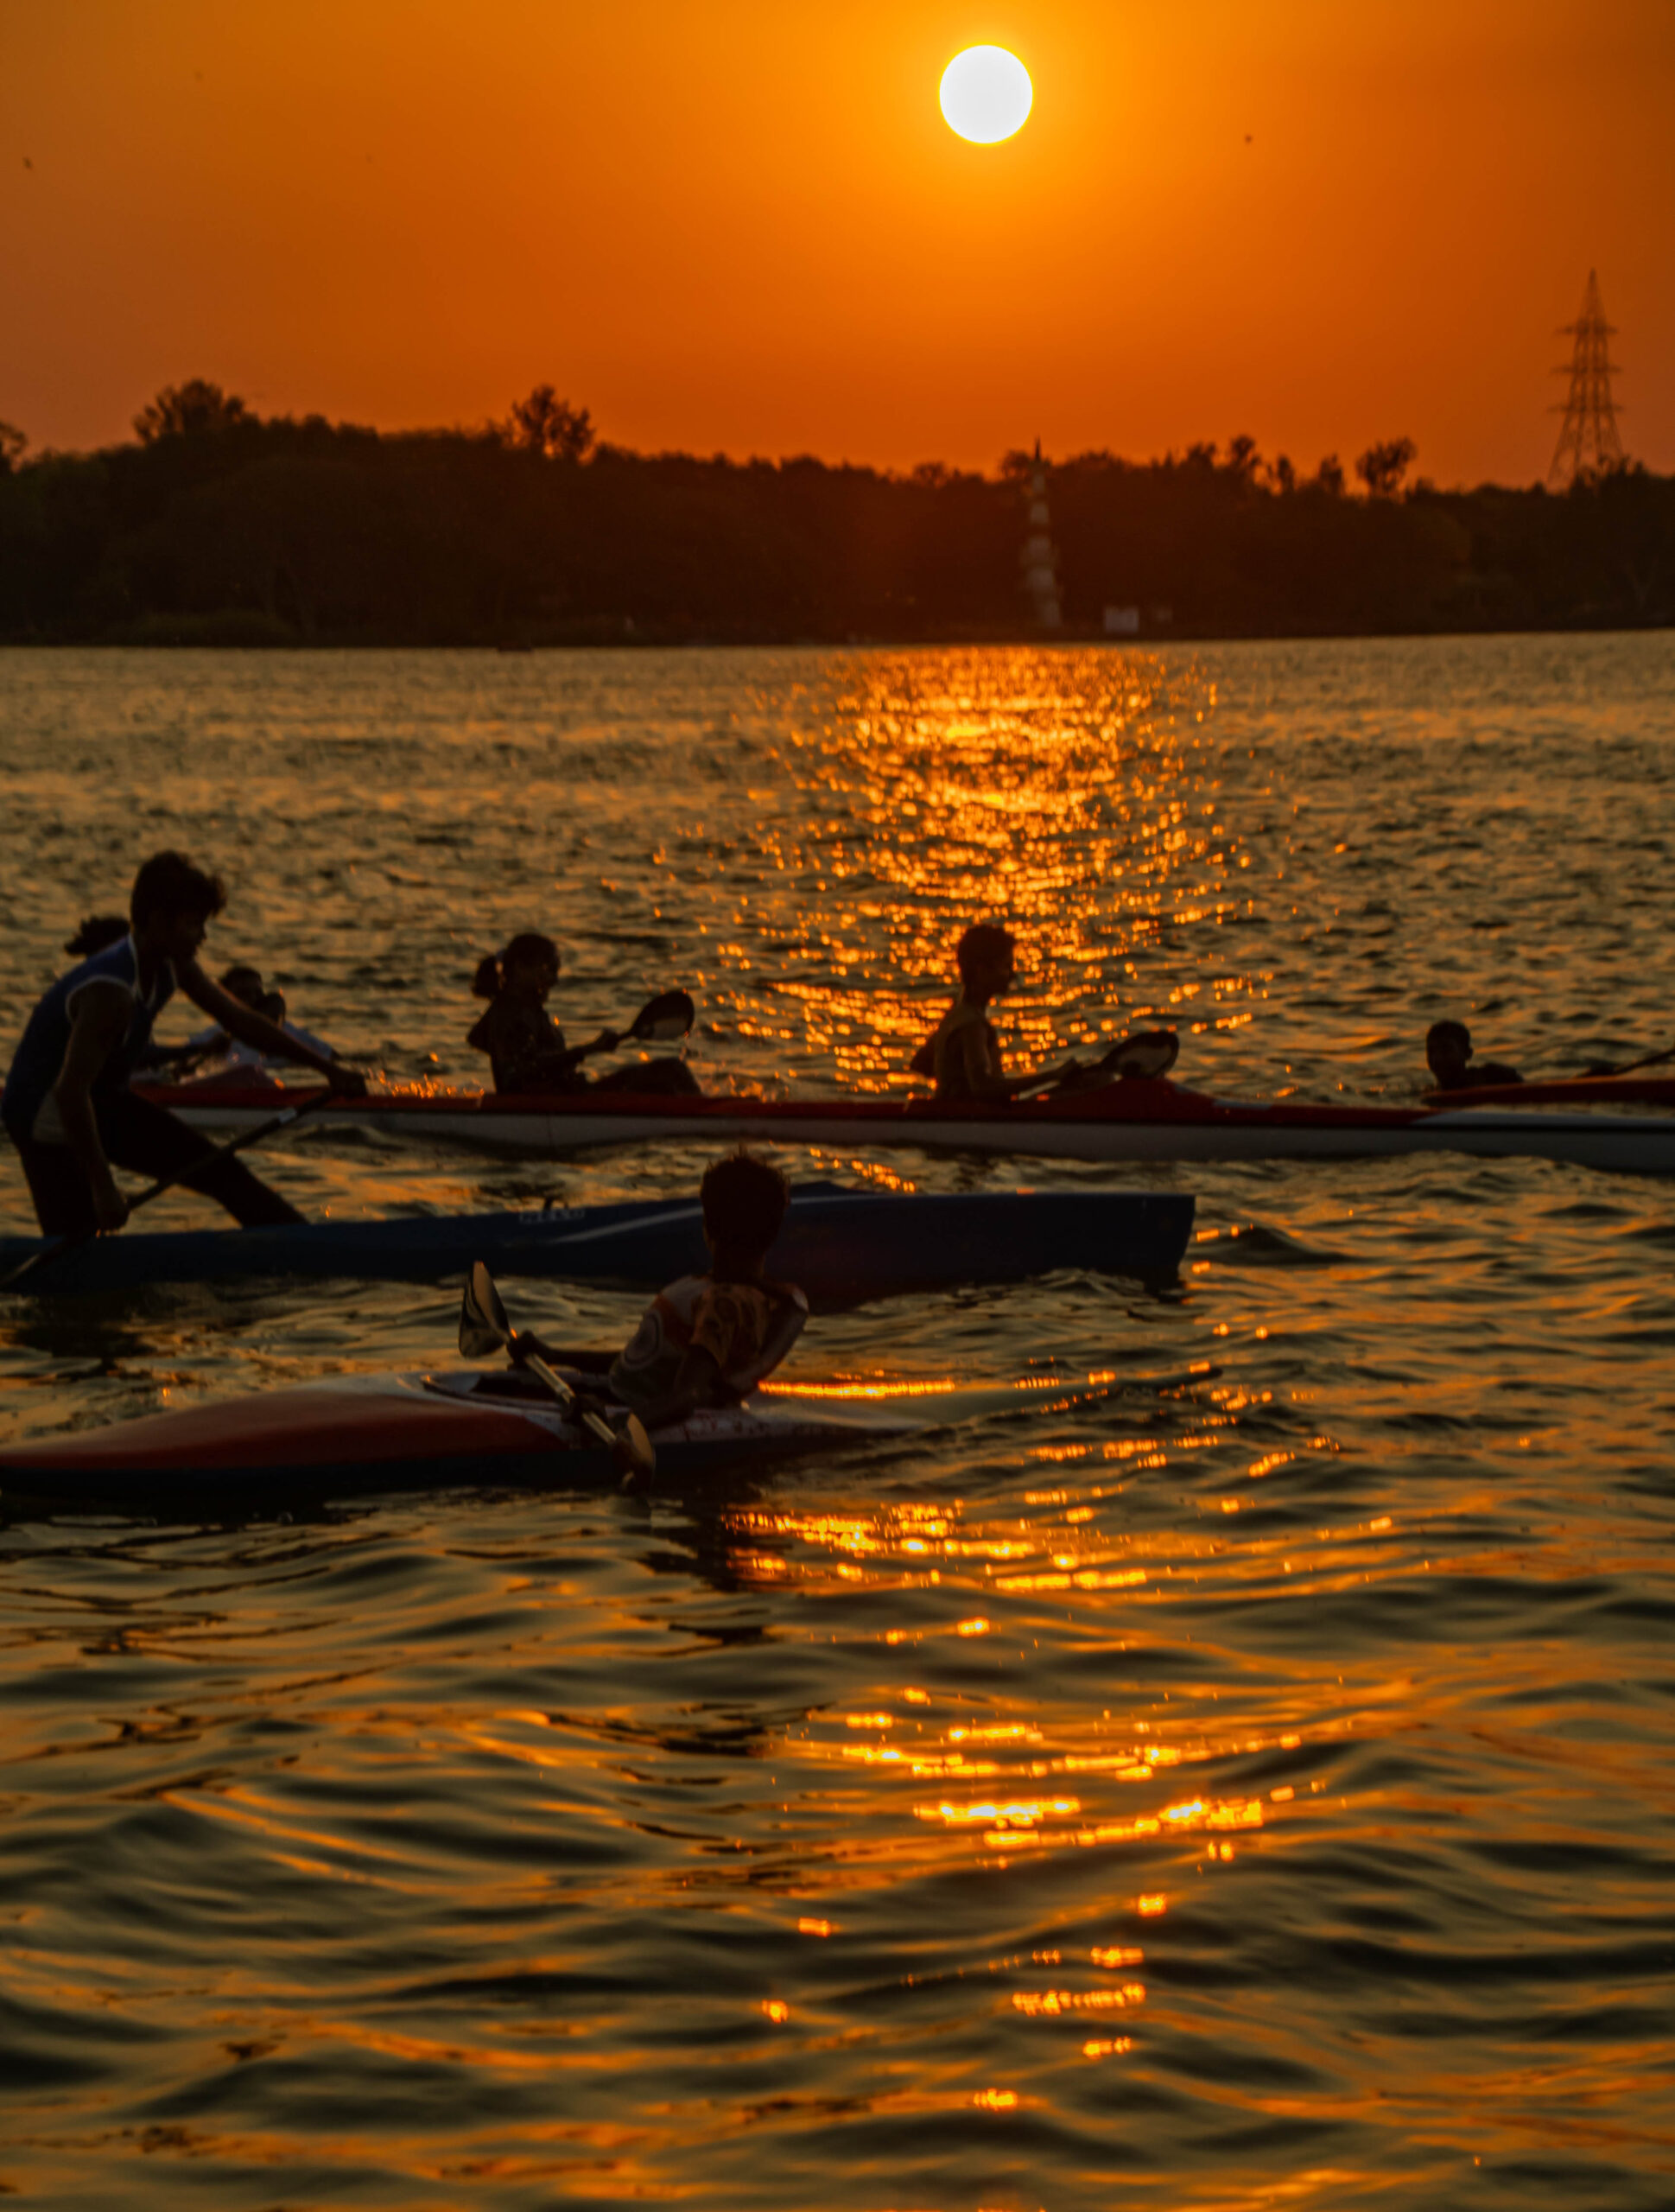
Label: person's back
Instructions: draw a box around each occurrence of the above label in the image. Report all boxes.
[609,1153,806,1424]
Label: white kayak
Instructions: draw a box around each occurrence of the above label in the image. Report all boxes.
[126,1072,1675,1174]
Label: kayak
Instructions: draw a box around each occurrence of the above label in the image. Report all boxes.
[1423,1074,1675,1111]
[123,1071,1675,1174]
[0,1182,1195,1300]
[0,1369,920,1504]
[0,1361,1190,1507]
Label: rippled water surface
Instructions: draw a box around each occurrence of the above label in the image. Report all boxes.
[2,640,1672,2209]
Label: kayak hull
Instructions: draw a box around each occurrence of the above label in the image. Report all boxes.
[0,1184,1195,1300]
[125,1075,1675,1173]
[0,1372,918,1505]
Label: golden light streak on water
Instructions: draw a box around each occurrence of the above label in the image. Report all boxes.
[3,639,1672,2206]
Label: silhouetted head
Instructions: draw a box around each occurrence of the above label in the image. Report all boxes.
[1426,1020,1473,1083]
[701,1150,790,1264]
[473,931,561,1000]
[219,964,265,1009]
[955,923,1017,996]
[130,850,227,966]
[65,914,132,957]
[130,851,227,931]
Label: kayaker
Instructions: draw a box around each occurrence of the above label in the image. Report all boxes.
[1425,1020,1522,1093]
[182,963,339,1071]
[600,1153,808,1427]
[910,923,1077,1102]
[467,932,696,1095]
[3,850,365,1236]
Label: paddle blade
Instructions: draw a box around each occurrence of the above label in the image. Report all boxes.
[1106,1029,1179,1081]
[615,1413,656,1481]
[460,1260,513,1358]
[628,989,695,1043]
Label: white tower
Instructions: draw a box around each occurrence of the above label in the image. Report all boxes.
[1020,439,1062,629]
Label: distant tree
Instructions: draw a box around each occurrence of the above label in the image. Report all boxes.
[1314,454,1346,497]
[912,461,949,488]
[1356,436,1418,499]
[133,378,252,442]
[1224,434,1260,481]
[999,448,1037,480]
[502,385,594,461]
[1184,441,1219,472]
[0,420,25,474]
[1269,453,1296,495]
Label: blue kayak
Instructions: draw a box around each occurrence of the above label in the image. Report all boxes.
[0,1182,1193,1306]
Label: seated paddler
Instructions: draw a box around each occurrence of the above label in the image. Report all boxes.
[602,1152,807,1428]
[2,850,365,1237]
[1424,1019,1522,1094]
[910,922,1081,1103]
[467,931,695,1095]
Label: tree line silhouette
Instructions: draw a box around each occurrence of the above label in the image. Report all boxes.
[0,379,1668,645]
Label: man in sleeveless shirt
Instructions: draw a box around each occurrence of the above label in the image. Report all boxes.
[3,851,365,1236]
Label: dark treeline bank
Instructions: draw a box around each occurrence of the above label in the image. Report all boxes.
[1,382,1671,645]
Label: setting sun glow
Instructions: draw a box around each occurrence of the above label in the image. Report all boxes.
[938,45,1032,143]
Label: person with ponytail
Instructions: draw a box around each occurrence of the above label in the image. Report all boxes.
[466,933,696,1096]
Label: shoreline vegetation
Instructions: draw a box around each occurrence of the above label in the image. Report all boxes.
[1,380,1670,647]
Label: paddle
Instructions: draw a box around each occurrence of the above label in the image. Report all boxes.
[570,988,696,1065]
[1012,1027,1180,1102]
[0,1084,346,1293]
[1579,1039,1675,1079]
[459,1259,656,1481]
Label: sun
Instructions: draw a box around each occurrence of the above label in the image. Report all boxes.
[939,46,1032,144]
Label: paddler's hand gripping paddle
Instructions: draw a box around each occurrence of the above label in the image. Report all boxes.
[460,1261,656,1482]
[1012,1027,1180,1101]
[572,988,696,1063]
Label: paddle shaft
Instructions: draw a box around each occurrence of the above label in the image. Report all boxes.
[0,1087,338,1292]
[1583,1040,1675,1079]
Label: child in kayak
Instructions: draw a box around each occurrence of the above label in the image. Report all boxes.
[911,923,1079,1102]
[1425,1020,1522,1092]
[467,932,696,1094]
[604,1152,807,1427]
[181,964,339,1073]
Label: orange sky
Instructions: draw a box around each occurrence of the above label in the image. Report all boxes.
[3,0,1671,485]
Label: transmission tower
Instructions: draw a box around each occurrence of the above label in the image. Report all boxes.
[1548,270,1624,489]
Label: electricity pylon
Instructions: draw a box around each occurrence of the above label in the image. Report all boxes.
[1548,270,1624,489]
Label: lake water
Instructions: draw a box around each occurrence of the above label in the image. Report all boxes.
[1,639,1672,2209]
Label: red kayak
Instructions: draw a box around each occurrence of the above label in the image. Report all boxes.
[118,1069,1675,1174]
[1423,1074,1675,1110]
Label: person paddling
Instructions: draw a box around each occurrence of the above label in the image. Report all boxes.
[182,964,339,1073]
[467,932,696,1095]
[910,923,1080,1103]
[3,851,365,1236]
[600,1153,807,1428]
[1425,1020,1522,1094]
